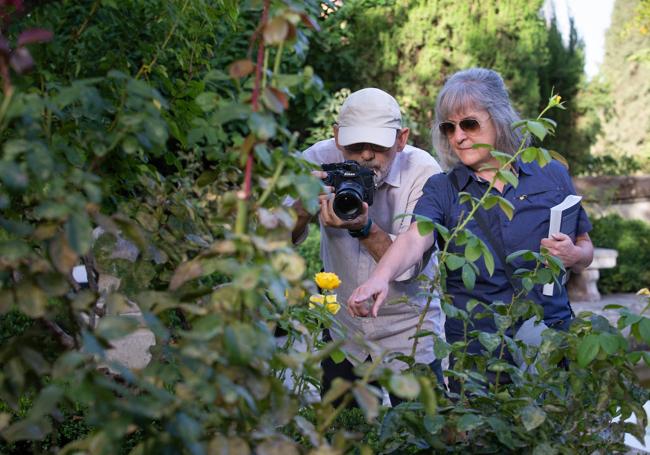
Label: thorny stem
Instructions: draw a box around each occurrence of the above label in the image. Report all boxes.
[409,123,538,387]
[492,260,544,391]
[272,40,284,82]
[235,0,270,235]
[0,84,14,133]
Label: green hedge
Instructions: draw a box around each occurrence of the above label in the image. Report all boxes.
[590,214,650,294]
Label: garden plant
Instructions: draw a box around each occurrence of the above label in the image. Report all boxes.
[0,1,648,453]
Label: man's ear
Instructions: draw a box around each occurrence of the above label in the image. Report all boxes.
[397,127,410,151]
[333,125,343,150]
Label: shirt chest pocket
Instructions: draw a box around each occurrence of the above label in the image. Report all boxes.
[507,183,568,249]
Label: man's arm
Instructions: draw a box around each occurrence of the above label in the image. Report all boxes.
[359,222,393,262]
[291,199,313,245]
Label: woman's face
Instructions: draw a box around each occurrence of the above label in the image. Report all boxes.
[440,107,498,172]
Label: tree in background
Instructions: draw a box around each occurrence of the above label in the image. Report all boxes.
[536,16,593,170]
[305,0,588,169]
[590,0,650,171]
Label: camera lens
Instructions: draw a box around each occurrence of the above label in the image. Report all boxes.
[333,187,363,220]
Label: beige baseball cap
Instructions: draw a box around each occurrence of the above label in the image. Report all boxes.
[336,88,402,147]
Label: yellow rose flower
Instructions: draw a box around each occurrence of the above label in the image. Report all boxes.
[326,302,341,314]
[309,294,324,309]
[314,272,341,291]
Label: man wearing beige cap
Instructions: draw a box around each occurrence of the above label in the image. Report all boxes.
[292,88,444,405]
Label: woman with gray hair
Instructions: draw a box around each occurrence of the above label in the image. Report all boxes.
[346,68,594,385]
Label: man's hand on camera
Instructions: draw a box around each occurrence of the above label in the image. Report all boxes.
[319,197,368,230]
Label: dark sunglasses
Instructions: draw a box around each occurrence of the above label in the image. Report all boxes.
[343,142,393,153]
[438,117,484,136]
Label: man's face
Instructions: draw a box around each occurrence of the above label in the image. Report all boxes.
[334,127,408,185]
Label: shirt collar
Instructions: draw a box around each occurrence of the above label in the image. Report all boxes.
[452,158,532,189]
[515,159,534,176]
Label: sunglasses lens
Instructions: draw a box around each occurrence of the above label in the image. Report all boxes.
[459,118,480,133]
[345,143,365,153]
[345,143,391,153]
[371,144,391,153]
[439,122,455,136]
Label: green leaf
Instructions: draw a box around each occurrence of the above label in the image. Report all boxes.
[28,385,63,420]
[464,242,482,262]
[537,148,552,167]
[423,414,445,435]
[96,316,139,340]
[195,92,219,112]
[526,120,547,141]
[34,201,70,220]
[494,314,512,331]
[352,384,379,421]
[65,212,93,255]
[1,418,51,443]
[0,240,31,261]
[489,150,513,165]
[461,263,476,290]
[322,378,351,405]
[520,404,546,431]
[481,242,495,276]
[482,194,500,209]
[598,333,620,355]
[16,282,47,318]
[522,277,534,292]
[248,112,277,140]
[521,147,539,163]
[389,374,420,400]
[415,219,435,236]
[254,143,272,169]
[3,138,30,159]
[577,334,600,367]
[434,337,451,359]
[0,161,28,190]
[329,348,346,364]
[223,323,254,365]
[466,299,482,313]
[496,169,518,188]
[638,318,650,344]
[445,254,465,271]
[478,332,501,353]
[457,413,482,432]
[497,197,514,220]
[642,351,650,366]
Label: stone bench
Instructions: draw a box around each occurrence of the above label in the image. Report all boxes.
[568,247,618,302]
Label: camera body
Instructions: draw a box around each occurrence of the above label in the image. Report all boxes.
[321,160,375,220]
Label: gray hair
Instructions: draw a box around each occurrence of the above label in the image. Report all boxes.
[432,68,529,170]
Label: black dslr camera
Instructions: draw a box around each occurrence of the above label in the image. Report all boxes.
[321,160,375,220]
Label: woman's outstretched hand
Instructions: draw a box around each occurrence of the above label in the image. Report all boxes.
[347,277,389,318]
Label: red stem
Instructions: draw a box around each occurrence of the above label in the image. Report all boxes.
[244,0,270,199]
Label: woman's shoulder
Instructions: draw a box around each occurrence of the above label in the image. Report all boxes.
[424,170,453,188]
[522,158,571,178]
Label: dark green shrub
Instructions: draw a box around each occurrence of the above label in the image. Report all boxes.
[296,224,322,280]
[590,214,650,293]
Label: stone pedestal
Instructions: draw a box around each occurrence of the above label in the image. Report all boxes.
[568,248,618,302]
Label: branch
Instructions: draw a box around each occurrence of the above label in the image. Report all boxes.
[40,318,75,349]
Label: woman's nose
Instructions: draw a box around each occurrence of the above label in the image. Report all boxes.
[452,126,467,144]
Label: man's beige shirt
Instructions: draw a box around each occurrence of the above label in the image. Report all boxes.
[300,139,444,372]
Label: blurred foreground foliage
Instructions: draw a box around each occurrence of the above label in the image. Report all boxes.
[0,1,648,454]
